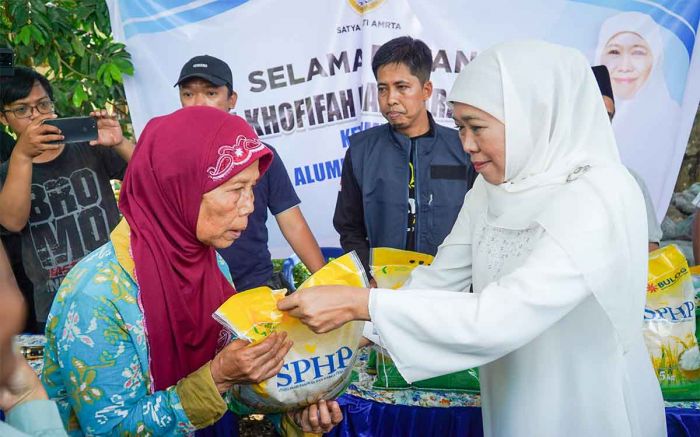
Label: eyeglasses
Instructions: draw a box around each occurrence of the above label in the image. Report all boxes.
[2,99,55,119]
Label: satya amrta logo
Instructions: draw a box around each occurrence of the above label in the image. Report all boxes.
[347,0,386,14]
[29,168,110,271]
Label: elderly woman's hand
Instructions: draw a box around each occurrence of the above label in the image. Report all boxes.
[289,399,343,434]
[277,286,371,334]
[209,332,292,393]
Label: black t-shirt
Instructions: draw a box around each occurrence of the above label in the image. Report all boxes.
[0,142,126,321]
[0,130,15,162]
[405,127,434,251]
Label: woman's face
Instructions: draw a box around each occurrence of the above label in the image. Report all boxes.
[452,102,506,185]
[196,161,260,249]
[600,31,654,99]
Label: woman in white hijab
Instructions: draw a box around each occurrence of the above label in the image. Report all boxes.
[279,40,666,436]
[596,11,682,218]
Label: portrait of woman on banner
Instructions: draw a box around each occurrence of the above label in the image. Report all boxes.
[595,11,682,212]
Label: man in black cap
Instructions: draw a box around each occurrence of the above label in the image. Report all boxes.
[175,55,325,291]
[592,65,661,251]
[174,55,239,111]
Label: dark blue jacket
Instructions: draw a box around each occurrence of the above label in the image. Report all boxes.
[333,113,475,274]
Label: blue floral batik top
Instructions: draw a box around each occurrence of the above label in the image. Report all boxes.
[42,220,236,436]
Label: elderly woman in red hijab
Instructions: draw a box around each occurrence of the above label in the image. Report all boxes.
[41,106,341,436]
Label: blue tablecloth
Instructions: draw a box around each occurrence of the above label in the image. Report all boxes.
[327,395,483,437]
[326,394,700,437]
[667,407,700,437]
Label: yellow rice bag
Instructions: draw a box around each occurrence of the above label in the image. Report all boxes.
[645,245,700,400]
[214,252,368,412]
[213,287,286,344]
[368,248,479,392]
[370,247,434,289]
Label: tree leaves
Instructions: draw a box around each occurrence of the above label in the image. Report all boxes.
[71,37,86,58]
[72,83,89,107]
[0,0,135,133]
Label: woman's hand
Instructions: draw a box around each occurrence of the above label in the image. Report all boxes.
[289,399,343,434]
[0,356,48,412]
[277,286,370,334]
[209,332,292,393]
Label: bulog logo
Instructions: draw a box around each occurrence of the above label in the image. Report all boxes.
[649,266,689,293]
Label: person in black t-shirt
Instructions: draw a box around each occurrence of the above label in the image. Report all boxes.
[0,129,15,162]
[0,67,134,326]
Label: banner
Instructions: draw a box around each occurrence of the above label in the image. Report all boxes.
[107,0,700,257]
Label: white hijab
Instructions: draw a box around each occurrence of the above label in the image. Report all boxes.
[594,12,680,214]
[448,40,648,353]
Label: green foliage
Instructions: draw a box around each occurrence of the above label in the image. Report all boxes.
[271,258,284,273]
[0,0,134,131]
[292,263,311,287]
[271,259,311,288]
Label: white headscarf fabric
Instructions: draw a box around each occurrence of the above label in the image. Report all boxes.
[447,40,648,352]
[594,12,680,217]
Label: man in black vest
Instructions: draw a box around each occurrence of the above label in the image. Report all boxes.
[334,36,476,282]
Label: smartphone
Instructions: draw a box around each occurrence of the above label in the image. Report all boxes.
[0,47,14,77]
[44,116,98,144]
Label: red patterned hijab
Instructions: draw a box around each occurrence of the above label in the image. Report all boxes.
[119,106,272,390]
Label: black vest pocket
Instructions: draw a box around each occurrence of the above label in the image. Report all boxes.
[430,165,468,180]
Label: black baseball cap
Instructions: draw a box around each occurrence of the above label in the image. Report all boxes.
[174,55,233,89]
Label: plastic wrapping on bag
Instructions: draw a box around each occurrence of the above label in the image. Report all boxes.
[692,265,700,359]
[645,245,700,400]
[371,247,434,289]
[213,286,286,344]
[214,252,367,412]
[369,247,480,392]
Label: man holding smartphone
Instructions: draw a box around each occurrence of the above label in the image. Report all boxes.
[0,66,134,329]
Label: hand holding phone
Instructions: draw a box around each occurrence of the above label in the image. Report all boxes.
[43,116,98,144]
[13,114,63,160]
[89,109,127,148]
